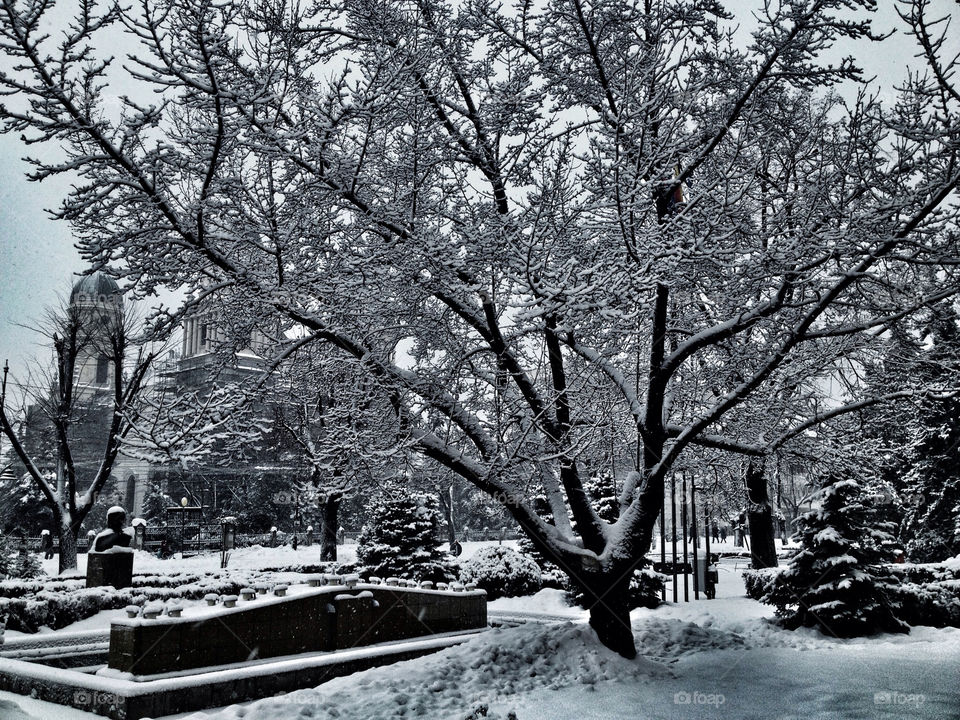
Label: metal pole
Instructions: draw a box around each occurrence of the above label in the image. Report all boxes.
[691,478,699,600]
[682,472,689,602]
[671,473,678,603]
[704,500,712,600]
[660,490,667,602]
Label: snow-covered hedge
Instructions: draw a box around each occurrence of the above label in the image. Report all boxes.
[889,581,960,628]
[0,573,250,632]
[744,562,960,629]
[888,562,960,585]
[458,546,541,600]
[887,563,960,628]
[742,567,781,600]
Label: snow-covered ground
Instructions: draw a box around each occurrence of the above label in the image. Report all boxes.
[36,540,519,579]
[2,548,957,720]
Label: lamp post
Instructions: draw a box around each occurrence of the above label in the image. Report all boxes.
[180,497,187,556]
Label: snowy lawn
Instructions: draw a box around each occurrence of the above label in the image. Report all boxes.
[2,552,957,719]
[37,540,516,579]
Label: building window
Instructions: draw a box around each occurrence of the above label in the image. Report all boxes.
[96,356,109,384]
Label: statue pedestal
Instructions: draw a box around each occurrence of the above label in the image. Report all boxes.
[86,550,134,589]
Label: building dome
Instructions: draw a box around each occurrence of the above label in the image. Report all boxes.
[70,273,122,307]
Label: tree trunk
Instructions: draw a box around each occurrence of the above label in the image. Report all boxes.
[746,462,778,569]
[57,513,79,575]
[320,493,341,562]
[439,487,456,545]
[583,572,637,659]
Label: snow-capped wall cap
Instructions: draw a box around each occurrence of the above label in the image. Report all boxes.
[40,529,50,535]
[143,601,163,619]
[131,518,147,527]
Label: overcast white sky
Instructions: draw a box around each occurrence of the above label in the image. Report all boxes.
[0,1,956,374]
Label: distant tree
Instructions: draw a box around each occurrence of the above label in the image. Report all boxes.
[0,463,52,536]
[10,539,42,580]
[139,479,173,524]
[270,346,393,561]
[0,290,160,573]
[0,532,11,578]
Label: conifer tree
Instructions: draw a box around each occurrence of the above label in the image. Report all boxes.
[0,533,11,579]
[9,538,42,580]
[516,494,566,587]
[356,488,455,582]
[584,473,620,523]
[761,474,908,636]
[901,307,960,562]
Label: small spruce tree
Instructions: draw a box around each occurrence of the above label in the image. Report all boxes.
[0,533,11,578]
[140,480,173,524]
[584,473,620,523]
[356,488,455,582]
[761,475,908,637]
[10,539,42,580]
[516,494,566,588]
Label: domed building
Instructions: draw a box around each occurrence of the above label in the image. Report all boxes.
[64,272,152,516]
[69,272,123,307]
[69,272,124,393]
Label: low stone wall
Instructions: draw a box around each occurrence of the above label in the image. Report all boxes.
[0,632,482,720]
[108,584,486,676]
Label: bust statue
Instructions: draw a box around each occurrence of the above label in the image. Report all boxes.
[92,506,134,553]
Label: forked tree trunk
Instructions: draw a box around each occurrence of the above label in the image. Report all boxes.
[746,462,778,569]
[320,493,341,562]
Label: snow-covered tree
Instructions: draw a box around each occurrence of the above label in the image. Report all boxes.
[0,293,160,573]
[270,344,396,561]
[0,532,11,578]
[356,488,455,583]
[10,539,42,580]
[760,473,908,636]
[901,306,960,562]
[0,464,52,536]
[2,0,959,654]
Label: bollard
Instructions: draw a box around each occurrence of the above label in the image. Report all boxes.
[132,518,147,550]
